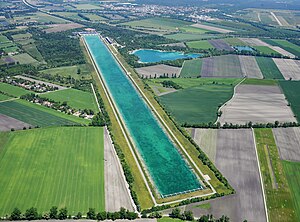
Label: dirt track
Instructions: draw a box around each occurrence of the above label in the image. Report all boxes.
[219,84,296,125]
[104,128,134,212]
[272,127,300,162]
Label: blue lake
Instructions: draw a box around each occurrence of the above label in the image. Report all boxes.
[132,49,201,63]
[84,35,202,197]
[234,46,254,52]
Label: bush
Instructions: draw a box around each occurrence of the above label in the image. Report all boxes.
[24,207,38,220]
[10,208,22,220]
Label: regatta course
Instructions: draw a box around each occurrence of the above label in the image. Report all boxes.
[83,34,203,197]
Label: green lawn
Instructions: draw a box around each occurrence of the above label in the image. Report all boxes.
[279,81,300,122]
[186,40,214,49]
[42,88,98,112]
[0,100,88,127]
[40,64,91,80]
[255,57,284,79]
[180,59,202,78]
[0,82,31,97]
[254,129,297,222]
[282,161,300,220]
[253,46,280,55]
[0,127,104,216]
[159,82,236,124]
[262,39,300,58]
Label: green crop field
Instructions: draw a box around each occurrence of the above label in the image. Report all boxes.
[42,88,98,112]
[282,161,300,220]
[0,100,88,127]
[253,46,280,55]
[0,82,31,97]
[40,64,92,80]
[262,39,300,57]
[242,78,278,86]
[12,53,38,65]
[254,129,297,222]
[223,38,247,46]
[123,17,191,32]
[180,59,202,78]
[22,43,44,62]
[0,127,104,216]
[159,79,238,124]
[0,93,12,101]
[179,26,208,34]
[186,40,214,49]
[279,81,300,122]
[255,57,284,79]
[165,33,215,41]
[74,3,101,10]
[0,35,10,43]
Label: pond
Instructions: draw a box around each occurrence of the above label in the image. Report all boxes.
[132,49,201,63]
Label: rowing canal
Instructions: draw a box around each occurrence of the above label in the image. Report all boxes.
[84,35,203,197]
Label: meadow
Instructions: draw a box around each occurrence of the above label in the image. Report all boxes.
[186,40,214,49]
[180,59,202,78]
[0,100,88,127]
[12,53,38,65]
[42,88,98,112]
[254,129,297,222]
[159,79,238,124]
[282,161,300,220]
[0,82,31,97]
[279,81,300,122]
[255,57,284,79]
[0,127,105,216]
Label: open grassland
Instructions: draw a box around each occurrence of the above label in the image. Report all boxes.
[0,127,105,216]
[279,81,300,122]
[0,100,88,127]
[180,59,202,78]
[122,17,191,33]
[73,3,101,10]
[186,40,214,49]
[0,82,31,97]
[253,46,280,55]
[262,39,300,58]
[254,129,297,222]
[12,53,38,65]
[40,64,92,80]
[159,82,236,124]
[42,88,98,112]
[11,33,32,41]
[255,57,284,79]
[282,161,300,220]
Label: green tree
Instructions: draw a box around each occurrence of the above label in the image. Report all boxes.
[183,211,194,221]
[87,208,96,220]
[75,212,82,220]
[10,208,22,220]
[24,207,38,220]
[58,207,68,220]
[96,211,107,221]
[169,208,181,218]
[49,206,58,219]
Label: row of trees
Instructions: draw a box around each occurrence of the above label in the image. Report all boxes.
[9,207,137,221]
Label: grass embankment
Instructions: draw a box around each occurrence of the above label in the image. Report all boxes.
[254,129,297,222]
[0,127,105,216]
[104,43,233,202]
[279,81,300,122]
[80,40,153,209]
[255,57,284,79]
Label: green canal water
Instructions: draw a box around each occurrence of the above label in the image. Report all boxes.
[84,35,202,196]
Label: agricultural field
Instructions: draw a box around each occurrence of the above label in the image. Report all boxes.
[0,114,31,131]
[201,55,243,78]
[13,12,69,24]
[191,23,233,33]
[273,128,300,162]
[254,129,297,222]
[255,57,284,79]
[0,127,105,216]
[73,3,101,10]
[187,129,266,222]
[12,53,38,65]
[40,64,92,80]
[0,82,31,97]
[282,161,300,220]
[158,78,238,124]
[0,93,12,101]
[272,59,300,80]
[11,33,32,41]
[45,23,84,33]
[208,39,233,51]
[180,59,202,78]
[262,40,300,58]
[279,81,300,122]
[253,46,280,55]
[135,64,181,79]
[238,56,263,79]
[22,43,44,62]
[219,84,296,125]
[164,33,216,41]
[186,40,214,50]
[41,88,98,112]
[223,38,247,46]
[0,100,88,127]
